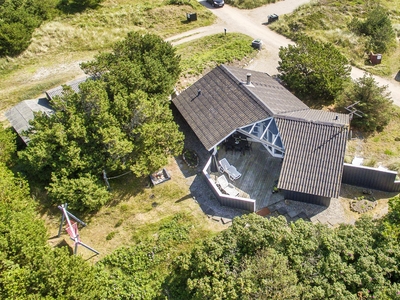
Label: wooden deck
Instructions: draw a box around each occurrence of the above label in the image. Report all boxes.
[211,142,285,210]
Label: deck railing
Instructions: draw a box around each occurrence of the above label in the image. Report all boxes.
[202,156,256,212]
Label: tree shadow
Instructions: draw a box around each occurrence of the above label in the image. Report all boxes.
[53,238,74,255]
[57,0,101,15]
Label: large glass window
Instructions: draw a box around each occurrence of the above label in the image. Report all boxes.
[239,117,284,158]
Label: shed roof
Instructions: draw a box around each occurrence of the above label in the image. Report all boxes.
[45,76,89,100]
[5,98,54,144]
[275,117,348,198]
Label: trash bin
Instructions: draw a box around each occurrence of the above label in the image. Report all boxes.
[186,13,197,22]
[369,52,382,65]
[252,39,263,50]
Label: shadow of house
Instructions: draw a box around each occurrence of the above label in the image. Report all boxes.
[172,65,350,211]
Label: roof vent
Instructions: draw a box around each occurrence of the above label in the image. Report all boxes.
[197,89,202,97]
[246,73,251,85]
[334,115,339,120]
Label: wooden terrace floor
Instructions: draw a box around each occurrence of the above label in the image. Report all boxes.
[210,142,285,210]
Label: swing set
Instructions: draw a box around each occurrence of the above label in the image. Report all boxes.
[57,203,99,255]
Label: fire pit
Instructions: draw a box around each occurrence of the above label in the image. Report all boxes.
[150,168,171,185]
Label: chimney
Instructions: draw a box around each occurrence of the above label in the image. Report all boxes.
[246,73,251,85]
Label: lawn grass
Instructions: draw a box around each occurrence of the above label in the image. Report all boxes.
[346,105,400,172]
[176,32,257,87]
[270,0,400,78]
[44,157,227,262]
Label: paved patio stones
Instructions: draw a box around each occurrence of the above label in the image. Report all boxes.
[295,212,310,222]
[277,206,288,215]
[221,217,232,224]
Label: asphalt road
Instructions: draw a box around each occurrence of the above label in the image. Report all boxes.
[167,0,400,106]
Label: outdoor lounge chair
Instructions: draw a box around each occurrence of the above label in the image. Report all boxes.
[216,175,239,197]
[218,158,242,180]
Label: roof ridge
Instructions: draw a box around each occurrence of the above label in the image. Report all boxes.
[275,113,348,128]
[220,65,274,116]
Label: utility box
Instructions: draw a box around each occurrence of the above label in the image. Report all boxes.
[252,39,263,50]
[268,14,279,24]
[186,13,197,22]
[369,52,382,65]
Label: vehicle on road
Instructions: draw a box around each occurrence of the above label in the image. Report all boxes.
[267,14,279,24]
[207,0,224,8]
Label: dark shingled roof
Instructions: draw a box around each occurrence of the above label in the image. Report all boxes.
[5,98,54,144]
[172,64,351,199]
[275,116,348,198]
[172,65,271,150]
[227,66,308,114]
[45,76,89,100]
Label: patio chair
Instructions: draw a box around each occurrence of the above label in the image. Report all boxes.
[216,175,239,197]
[218,158,242,180]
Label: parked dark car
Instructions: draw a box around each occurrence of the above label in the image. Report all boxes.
[267,14,279,23]
[207,0,224,8]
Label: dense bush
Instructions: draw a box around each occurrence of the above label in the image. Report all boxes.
[348,6,396,53]
[0,163,104,298]
[167,214,400,299]
[335,73,393,132]
[0,126,16,165]
[225,0,277,9]
[98,213,192,299]
[278,35,351,102]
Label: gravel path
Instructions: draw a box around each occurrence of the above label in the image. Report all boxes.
[168,0,400,106]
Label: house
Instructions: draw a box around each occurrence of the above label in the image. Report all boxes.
[5,76,88,144]
[5,98,54,144]
[172,64,350,208]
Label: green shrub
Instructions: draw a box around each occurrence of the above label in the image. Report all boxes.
[115,219,123,228]
[225,0,276,9]
[348,6,395,53]
[106,231,116,240]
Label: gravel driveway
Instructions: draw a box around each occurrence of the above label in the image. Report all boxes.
[167,0,400,106]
